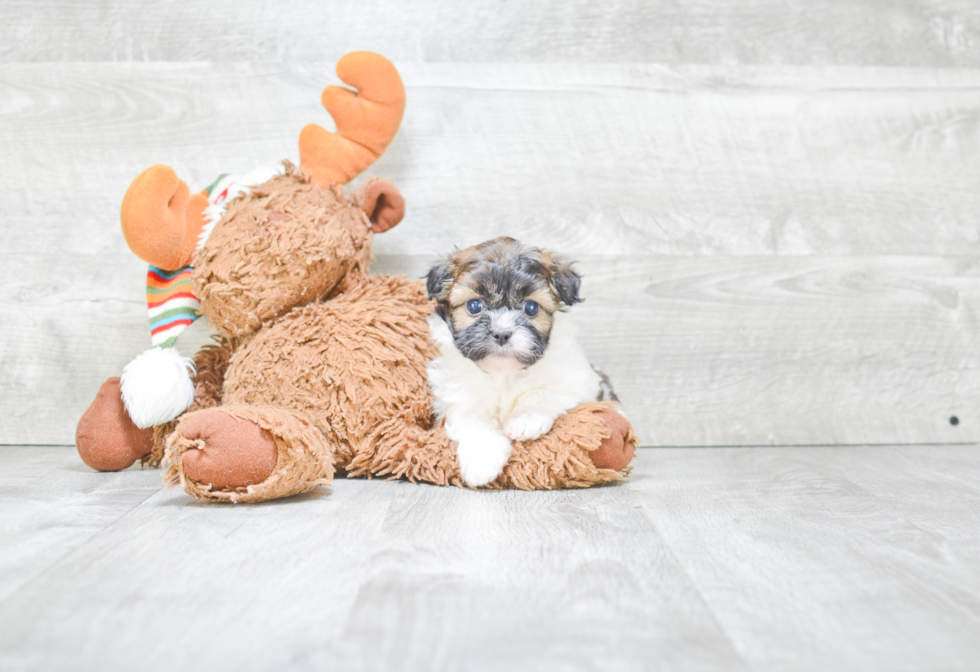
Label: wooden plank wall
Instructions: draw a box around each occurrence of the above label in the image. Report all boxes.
[2,1,979,446]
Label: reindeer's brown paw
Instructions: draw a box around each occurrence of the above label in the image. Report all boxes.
[589,408,636,471]
[76,377,154,471]
[178,411,278,490]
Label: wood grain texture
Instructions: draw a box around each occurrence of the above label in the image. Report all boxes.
[3,64,979,257]
[2,0,979,67]
[2,445,979,671]
[2,63,979,445]
[632,445,980,671]
[3,61,978,259]
[5,252,976,446]
[376,254,980,447]
[0,446,160,602]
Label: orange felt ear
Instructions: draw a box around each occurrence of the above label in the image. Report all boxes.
[299,52,406,187]
[120,165,208,271]
[356,178,405,233]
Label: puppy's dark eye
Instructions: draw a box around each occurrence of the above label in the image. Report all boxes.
[465,299,484,315]
[523,300,539,317]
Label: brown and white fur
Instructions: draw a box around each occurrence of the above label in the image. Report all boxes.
[426,237,615,486]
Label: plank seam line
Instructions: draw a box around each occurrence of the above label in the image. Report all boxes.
[632,489,749,664]
[0,485,160,609]
[406,84,980,94]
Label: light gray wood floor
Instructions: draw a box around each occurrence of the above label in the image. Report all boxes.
[3,445,979,672]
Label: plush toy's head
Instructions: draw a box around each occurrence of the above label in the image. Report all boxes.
[195,165,404,340]
[116,52,408,428]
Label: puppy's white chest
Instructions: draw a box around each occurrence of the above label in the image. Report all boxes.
[433,364,528,428]
[473,371,534,425]
[426,313,600,435]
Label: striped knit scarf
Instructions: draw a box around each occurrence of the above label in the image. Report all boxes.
[124,165,284,429]
[142,172,235,349]
[142,167,282,350]
[147,266,200,348]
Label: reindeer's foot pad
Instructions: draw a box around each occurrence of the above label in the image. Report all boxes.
[179,412,278,490]
[589,407,637,471]
[496,402,637,490]
[164,405,334,503]
[76,377,154,472]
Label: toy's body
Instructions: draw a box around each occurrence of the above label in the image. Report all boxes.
[75,53,636,503]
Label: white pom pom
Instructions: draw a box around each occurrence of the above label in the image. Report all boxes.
[120,347,196,428]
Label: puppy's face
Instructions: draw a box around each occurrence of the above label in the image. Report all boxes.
[426,237,582,372]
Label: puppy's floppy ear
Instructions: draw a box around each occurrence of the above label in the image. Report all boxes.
[546,254,583,306]
[425,259,452,300]
[425,259,453,321]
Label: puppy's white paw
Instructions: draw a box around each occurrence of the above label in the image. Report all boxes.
[456,430,513,487]
[504,412,555,441]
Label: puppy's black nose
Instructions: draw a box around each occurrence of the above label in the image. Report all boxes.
[491,329,512,346]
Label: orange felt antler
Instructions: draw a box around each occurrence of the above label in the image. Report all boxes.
[299,52,406,187]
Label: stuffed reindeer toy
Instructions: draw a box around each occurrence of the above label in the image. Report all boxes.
[76,52,636,502]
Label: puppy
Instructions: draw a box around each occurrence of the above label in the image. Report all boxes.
[425,237,617,487]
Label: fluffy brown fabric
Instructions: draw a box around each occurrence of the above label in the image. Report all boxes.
[165,404,333,503]
[368,403,636,491]
[148,167,638,503]
[191,336,233,409]
[495,403,637,490]
[193,164,372,340]
[222,274,437,472]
